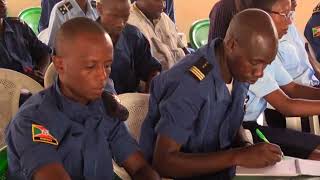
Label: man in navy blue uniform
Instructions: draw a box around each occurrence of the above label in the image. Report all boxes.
[130,0,175,23]
[305,2,320,61]
[5,17,160,180]
[0,0,50,84]
[139,9,283,180]
[97,0,161,94]
[39,0,61,32]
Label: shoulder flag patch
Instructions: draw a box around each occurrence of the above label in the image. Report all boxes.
[189,57,213,81]
[312,26,320,38]
[32,124,58,146]
[58,2,73,15]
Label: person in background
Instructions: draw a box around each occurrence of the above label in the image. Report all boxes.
[47,0,98,47]
[97,0,161,94]
[263,0,320,129]
[131,0,175,23]
[208,0,253,42]
[0,0,50,85]
[128,0,188,70]
[305,2,320,62]
[39,0,61,32]
[243,0,320,161]
[5,17,160,180]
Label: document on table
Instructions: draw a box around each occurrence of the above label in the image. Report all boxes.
[236,158,320,177]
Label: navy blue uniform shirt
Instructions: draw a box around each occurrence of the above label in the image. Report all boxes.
[305,3,320,61]
[39,0,61,32]
[110,23,162,94]
[0,17,50,73]
[139,39,249,180]
[5,80,138,179]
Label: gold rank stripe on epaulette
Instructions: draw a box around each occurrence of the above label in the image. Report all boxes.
[313,3,320,14]
[91,0,97,8]
[58,2,73,15]
[189,58,213,81]
[32,124,58,146]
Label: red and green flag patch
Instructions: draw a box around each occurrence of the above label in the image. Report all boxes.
[312,26,320,38]
[32,124,58,146]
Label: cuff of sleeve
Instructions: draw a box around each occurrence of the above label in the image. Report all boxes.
[20,146,61,179]
[155,117,190,145]
[113,138,139,166]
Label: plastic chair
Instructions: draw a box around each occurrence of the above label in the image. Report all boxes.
[0,68,43,147]
[266,104,320,135]
[112,93,150,180]
[44,63,57,88]
[0,146,7,179]
[18,7,42,35]
[112,93,172,180]
[37,28,49,45]
[189,19,210,49]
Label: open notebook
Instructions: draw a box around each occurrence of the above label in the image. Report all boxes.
[236,158,320,177]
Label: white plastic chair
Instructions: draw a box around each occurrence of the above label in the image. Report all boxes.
[44,63,57,88]
[112,93,150,180]
[0,68,43,147]
[37,28,49,45]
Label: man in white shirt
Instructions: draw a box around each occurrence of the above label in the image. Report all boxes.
[127,0,188,70]
[47,0,98,47]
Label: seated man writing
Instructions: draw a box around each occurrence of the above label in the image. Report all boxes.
[139,9,282,179]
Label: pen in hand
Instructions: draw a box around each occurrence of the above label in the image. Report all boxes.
[255,128,284,158]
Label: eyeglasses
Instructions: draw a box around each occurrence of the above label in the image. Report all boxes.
[265,10,294,21]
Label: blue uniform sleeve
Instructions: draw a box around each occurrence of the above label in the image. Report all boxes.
[22,22,51,68]
[155,79,204,145]
[6,115,62,179]
[305,13,320,60]
[109,121,139,166]
[132,31,162,82]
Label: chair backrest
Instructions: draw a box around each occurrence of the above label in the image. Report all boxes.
[189,19,210,50]
[118,93,150,141]
[44,63,57,88]
[37,28,49,45]
[112,93,149,180]
[18,7,42,35]
[0,68,43,147]
[0,146,7,179]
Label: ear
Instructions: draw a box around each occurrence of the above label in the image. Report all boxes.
[97,2,103,15]
[225,38,237,54]
[52,55,64,75]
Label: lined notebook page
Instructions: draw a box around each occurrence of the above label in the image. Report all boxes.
[297,159,320,176]
[236,159,298,176]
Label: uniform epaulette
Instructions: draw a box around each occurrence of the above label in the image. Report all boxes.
[91,0,97,8]
[58,2,73,15]
[188,57,213,81]
[313,3,320,14]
